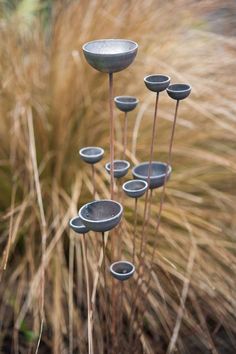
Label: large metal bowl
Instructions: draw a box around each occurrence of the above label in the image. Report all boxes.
[79,200,123,232]
[82,39,138,73]
[132,161,172,189]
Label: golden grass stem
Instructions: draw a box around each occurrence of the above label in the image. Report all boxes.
[27,107,47,351]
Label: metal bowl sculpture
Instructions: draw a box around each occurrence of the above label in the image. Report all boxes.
[110,261,135,281]
[114,96,139,112]
[79,146,104,164]
[79,200,123,232]
[167,83,191,100]
[82,39,138,73]
[69,216,90,234]
[132,162,172,189]
[105,160,130,179]
[144,74,170,93]
[123,180,148,199]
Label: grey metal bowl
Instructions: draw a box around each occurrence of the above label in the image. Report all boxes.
[79,146,104,164]
[167,84,191,100]
[69,216,90,234]
[144,74,170,93]
[110,261,135,281]
[114,96,139,112]
[79,200,123,232]
[122,179,148,198]
[82,39,138,73]
[132,162,172,189]
[105,160,130,179]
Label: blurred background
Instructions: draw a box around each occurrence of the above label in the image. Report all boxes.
[0,0,236,353]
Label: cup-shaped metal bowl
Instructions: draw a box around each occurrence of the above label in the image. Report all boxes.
[69,216,90,234]
[123,179,148,198]
[110,261,135,281]
[79,146,104,164]
[167,84,191,100]
[144,74,170,93]
[79,200,123,232]
[132,162,172,189]
[114,96,139,112]
[82,39,138,73]
[105,160,130,179]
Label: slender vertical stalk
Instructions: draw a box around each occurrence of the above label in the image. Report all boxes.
[69,236,74,354]
[138,92,159,261]
[27,107,47,352]
[82,234,93,354]
[91,164,95,199]
[133,100,180,345]
[129,99,179,340]
[132,198,138,264]
[102,232,109,352]
[123,112,128,159]
[108,73,114,200]
[129,93,159,325]
[109,72,117,352]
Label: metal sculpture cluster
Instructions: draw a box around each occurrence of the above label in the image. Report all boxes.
[69,39,191,353]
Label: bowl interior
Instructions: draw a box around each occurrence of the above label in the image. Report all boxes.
[71,217,84,228]
[81,201,121,222]
[107,160,129,171]
[168,84,190,92]
[135,162,168,177]
[124,180,146,191]
[115,96,138,104]
[145,74,169,83]
[112,262,133,275]
[81,147,103,156]
[84,40,137,55]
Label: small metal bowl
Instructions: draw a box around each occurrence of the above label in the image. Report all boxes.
[105,160,130,179]
[79,200,123,232]
[82,39,138,73]
[69,216,90,234]
[144,74,170,93]
[114,96,139,112]
[79,146,104,164]
[110,261,135,281]
[167,84,191,100]
[132,162,172,189]
[122,179,148,198]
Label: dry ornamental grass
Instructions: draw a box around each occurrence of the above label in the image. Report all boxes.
[0,1,236,353]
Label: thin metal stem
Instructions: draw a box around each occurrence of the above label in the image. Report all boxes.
[102,232,109,352]
[132,198,138,264]
[108,73,114,200]
[91,164,95,199]
[139,92,159,261]
[82,234,93,354]
[134,100,180,345]
[129,92,159,325]
[123,112,128,160]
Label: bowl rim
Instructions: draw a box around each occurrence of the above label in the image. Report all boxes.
[105,159,130,171]
[79,146,104,159]
[123,179,148,194]
[167,83,191,93]
[69,216,88,232]
[82,39,138,56]
[79,199,123,224]
[110,260,135,278]
[132,161,172,180]
[114,96,139,104]
[144,74,171,84]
